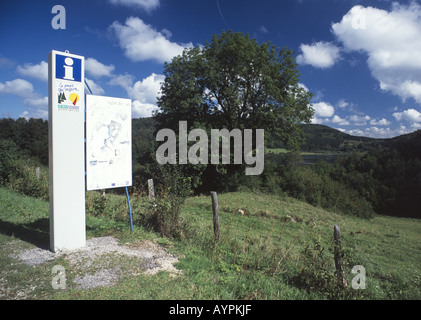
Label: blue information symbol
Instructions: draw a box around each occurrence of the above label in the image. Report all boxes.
[56,54,82,82]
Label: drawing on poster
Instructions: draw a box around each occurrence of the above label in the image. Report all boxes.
[86,95,132,191]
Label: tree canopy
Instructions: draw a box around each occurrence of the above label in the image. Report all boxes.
[155,30,314,150]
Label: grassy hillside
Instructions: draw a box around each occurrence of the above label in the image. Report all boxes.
[0,187,419,300]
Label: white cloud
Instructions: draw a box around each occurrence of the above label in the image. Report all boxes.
[310,101,335,124]
[108,73,135,88]
[110,72,164,117]
[108,0,160,12]
[370,118,391,126]
[310,116,323,124]
[296,41,341,68]
[109,17,192,63]
[393,108,421,123]
[132,100,159,118]
[311,101,335,117]
[127,73,165,103]
[332,3,421,103]
[344,125,412,139]
[0,78,48,118]
[16,61,48,81]
[19,107,48,120]
[331,115,350,125]
[337,99,349,109]
[298,83,309,92]
[0,79,34,97]
[349,114,371,126]
[23,96,48,108]
[85,58,115,78]
[85,78,105,95]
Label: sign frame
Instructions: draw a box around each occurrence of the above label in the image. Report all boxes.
[85,94,132,191]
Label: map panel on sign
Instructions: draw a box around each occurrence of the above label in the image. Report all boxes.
[86,95,132,191]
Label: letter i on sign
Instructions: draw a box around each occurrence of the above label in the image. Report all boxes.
[63,57,74,80]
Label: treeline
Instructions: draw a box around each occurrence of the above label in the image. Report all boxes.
[1,117,420,219]
[0,118,48,165]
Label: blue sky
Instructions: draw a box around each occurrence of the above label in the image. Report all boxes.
[1,0,421,138]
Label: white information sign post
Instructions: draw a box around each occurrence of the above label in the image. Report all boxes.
[48,50,86,252]
[86,95,132,191]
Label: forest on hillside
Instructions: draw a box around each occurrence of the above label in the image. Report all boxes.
[0,117,420,219]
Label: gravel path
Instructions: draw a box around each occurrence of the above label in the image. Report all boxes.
[10,236,181,290]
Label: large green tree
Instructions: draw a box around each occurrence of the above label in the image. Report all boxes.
[155,30,314,149]
[154,31,313,192]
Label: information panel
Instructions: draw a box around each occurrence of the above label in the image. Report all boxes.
[49,50,86,252]
[86,95,132,191]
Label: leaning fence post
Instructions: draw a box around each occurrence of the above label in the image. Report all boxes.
[333,224,348,287]
[210,191,220,242]
[148,179,155,201]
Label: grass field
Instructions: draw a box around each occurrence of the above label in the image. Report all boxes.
[0,187,420,300]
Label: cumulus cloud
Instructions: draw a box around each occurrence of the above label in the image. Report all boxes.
[0,78,34,97]
[296,41,341,68]
[370,118,391,126]
[393,108,421,123]
[108,0,160,12]
[344,125,411,139]
[331,115,350,125]
[349,114,371,126]
[0,78,48,118]
[337,99,349,109]
[16,61,48,81]
[312,101,335,117]
[332,3,421,103]
[23,96,48,108]
[85,78,105,95]
[310,101,335,124]
[127,73,165,103]
[85,58,115,78]
[108,73,135,88]
[110,72,164,117]
[109,17,193,63]
[132,100,159,118]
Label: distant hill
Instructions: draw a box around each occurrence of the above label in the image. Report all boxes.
[300,124,378,152]
[385,129,421,160]
[300,124,421,158]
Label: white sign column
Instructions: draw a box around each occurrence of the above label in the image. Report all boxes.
[48,50,86,252]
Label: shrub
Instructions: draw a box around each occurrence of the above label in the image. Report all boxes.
[10,164,49,201]
[143,163,193,238]
[279,165,374,219]
[292,241,365,300]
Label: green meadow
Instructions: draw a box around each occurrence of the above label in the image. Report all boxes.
[0,187,419,300]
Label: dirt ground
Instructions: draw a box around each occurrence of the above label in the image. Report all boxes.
[7,236,181,293]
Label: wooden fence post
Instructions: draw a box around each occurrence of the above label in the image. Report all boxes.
[148,179,155,201]
[333,224,348,287]
[210,191,220,242]
[36,167,40,179]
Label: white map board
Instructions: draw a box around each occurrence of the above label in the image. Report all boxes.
[86,94,132,191]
